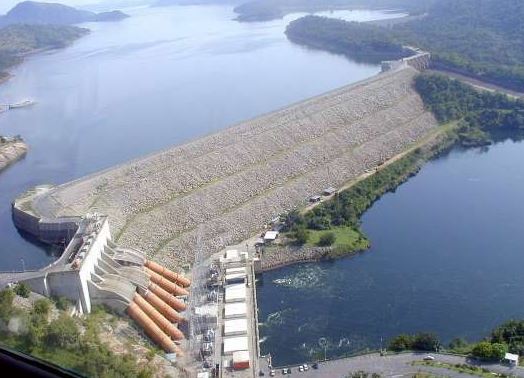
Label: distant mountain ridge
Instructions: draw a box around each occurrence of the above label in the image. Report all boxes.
[0,1,129,26]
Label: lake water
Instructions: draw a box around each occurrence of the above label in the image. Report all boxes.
[0,5,403,270]
[257,140,524,366]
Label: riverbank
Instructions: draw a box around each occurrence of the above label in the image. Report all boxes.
[258,122,458,271]
[0,137,28,172]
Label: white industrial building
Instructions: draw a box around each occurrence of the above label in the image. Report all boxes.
[223,336,249,354]
[225,283,246,303]
[224,318,248,336]
[224,302,247,319]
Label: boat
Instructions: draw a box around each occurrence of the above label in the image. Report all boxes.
[8,100,35,109]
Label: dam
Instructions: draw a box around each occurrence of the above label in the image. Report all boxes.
[12,64,438,271]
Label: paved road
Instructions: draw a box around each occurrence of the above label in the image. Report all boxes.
[259,352,524,378]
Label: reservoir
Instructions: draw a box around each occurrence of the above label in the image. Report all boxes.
[0,5,401,270]
[257,140,524,366]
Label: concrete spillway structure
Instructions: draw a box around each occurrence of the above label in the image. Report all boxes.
[11,64,439,271]
[4,201,191,354]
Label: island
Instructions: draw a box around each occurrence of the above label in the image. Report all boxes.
[0,1,129,26]
[0,135,28,172]
[0,23,89,91]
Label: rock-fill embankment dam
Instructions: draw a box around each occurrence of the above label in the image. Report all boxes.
[17,66,438,269]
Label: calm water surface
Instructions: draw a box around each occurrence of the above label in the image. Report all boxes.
[258,141,524,366]
[0,6,402,270]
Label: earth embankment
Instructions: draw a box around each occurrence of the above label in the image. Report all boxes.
[28,66,438,269]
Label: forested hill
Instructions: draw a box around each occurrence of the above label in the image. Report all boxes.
[284,0,524,92]
[286,16,412,64]
[234,0,434,22]
[0,1,129,26]
[0,24,88,80]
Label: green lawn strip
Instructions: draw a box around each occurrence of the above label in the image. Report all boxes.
[412,361,508,378]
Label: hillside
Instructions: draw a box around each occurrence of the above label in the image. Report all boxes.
[0,1,129,26]
[286,15,413,64]
[284,0,524,91]
[234,0,434,22]
[0,24,88,77]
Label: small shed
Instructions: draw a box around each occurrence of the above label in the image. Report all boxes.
[232,350,250,370]
[323,187,337,196]
[504,352,519,366]
[263,231,279,243]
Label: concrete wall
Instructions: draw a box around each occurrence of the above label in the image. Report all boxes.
[12,203,80,244]
[46,270,86,312]
[78,218,111,313]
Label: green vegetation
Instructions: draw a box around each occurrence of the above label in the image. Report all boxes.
[14,282,31,298]
[490,320,524,356]
[447,337,474,355]
[317,231,336,246]
[234,0,433,22]
[415,74,524,145]
[286,16,412,64]
[284,0,524,91]
[0,289,154,378]
[471,341,507,361]
[282,133,451,257]
[0,287,15,321]
[0,24,88,78]
[388,333,440,352]
[412,361,509,378]
[346,371,382,378]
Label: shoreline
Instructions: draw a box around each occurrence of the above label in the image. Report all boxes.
[255,122,458,273]
[15,66,439,270]
[0,139,29,172]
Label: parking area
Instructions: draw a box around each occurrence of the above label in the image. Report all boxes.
[257,353,524,378]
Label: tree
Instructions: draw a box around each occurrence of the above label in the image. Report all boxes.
[54,296,71,311]
[412,333,439,351]
[491,319,524,355]
[46,314,79,348]
[293,227,309,245]
[14,283,31,298]
[318,232,336,247]
[0,288,15,321]
[472,341,507,361]
[389,334,414,351]
[32,299,51,319]
[490,343,508,361]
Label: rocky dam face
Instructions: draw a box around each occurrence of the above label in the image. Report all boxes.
[22,66,438,269]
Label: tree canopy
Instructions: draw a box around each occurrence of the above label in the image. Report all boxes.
[285,0,524,91]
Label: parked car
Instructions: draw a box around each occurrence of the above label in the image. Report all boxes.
[269,370,276,377]
[312,363,319,369]
[423,355,435,361]
[304,364,309,371]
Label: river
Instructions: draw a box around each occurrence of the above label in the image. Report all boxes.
[0,5,404,271]
[257,140,524,366]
